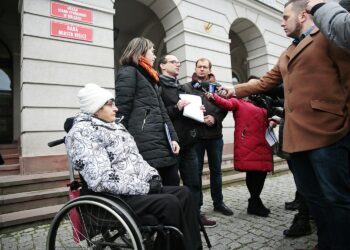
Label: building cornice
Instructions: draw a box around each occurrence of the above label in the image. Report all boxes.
[234,0,283,21]
[164,27,231,44]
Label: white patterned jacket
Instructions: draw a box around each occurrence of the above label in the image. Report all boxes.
[65,113,159,195]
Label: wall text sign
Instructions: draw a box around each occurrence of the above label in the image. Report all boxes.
[51,2,93,24]
[50,21,93,42]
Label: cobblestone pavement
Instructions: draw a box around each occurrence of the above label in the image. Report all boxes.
[0,171,317,250]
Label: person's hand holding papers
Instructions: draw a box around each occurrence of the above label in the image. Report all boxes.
[176,99,190,111]
[179,94,204,123]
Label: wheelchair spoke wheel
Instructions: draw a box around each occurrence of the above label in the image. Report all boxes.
[47,196,144,250]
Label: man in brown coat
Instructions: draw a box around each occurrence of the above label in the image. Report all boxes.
[223,0,350,249]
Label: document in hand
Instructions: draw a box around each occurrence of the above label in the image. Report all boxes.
[265,126,278,146]
[179,94,204,123]
[164,123,175,153]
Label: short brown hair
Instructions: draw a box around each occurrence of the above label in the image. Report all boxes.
[284,0,307,12]
[119,37,154,65]
[195,58,212,69]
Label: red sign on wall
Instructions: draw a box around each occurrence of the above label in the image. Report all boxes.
[51,2,93,24]
[50,21,93,42]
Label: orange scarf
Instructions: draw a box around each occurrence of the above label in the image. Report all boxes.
[138,56,159,82]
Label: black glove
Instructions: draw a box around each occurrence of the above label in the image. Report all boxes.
[148,175,163,194]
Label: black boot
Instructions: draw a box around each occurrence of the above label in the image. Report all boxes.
[285,191,300,211]
[283,213,312,237]
[247,198,270,217]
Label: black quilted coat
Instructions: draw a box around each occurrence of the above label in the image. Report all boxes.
[115,64,178,169]
[159,74,200,149]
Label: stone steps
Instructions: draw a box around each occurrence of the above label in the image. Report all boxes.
[0,142,20,176]
[0,154,288,229]
[0,143,18,155]
[202,156,288,188]
[1,205,63,228]
[0,171,72,228]
[0,164,20,176]
[0,171,72,195]
[1,187,68,214]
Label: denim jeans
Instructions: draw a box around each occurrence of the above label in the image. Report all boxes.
[291,132,350,250]
[177,146,201,210]
[195,137,224,208]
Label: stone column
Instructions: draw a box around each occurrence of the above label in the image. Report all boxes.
[20,0,115,174]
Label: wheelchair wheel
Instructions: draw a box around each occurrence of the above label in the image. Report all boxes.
[46,195,144,250]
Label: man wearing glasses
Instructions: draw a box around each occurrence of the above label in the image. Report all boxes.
[159,55,205,223]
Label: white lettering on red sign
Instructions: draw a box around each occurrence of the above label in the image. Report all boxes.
[51,2,93,24]
[50,21,93,42]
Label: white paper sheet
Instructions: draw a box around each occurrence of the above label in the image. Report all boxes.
[179,94,204,123]
[265,126,278,146]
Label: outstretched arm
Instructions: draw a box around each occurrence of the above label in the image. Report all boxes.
[307,1,350,50]
[210,93,239,111]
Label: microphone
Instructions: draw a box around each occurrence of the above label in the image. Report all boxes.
[191,80,201,89]
[200,82,210,90]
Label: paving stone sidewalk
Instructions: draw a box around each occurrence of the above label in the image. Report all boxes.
[201,171,317,250]
[0,171,317,250]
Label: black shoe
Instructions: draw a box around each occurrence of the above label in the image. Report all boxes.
[285,191,300,211]
[285,200,300,210]
[214,204,234,216]
[247,198,270,217]
[283,214,312,237]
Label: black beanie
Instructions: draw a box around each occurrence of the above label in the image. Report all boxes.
[339,0,350,11]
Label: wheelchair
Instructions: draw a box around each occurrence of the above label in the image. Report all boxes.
[46,118,211,249]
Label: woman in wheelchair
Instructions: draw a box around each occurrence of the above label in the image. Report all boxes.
[64,83,202,250]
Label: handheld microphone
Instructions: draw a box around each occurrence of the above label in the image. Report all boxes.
[191,80,201,89]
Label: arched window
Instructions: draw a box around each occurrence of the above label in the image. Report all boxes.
[0,40,13,143]
[0,40,12,91]
[0,69,11,91]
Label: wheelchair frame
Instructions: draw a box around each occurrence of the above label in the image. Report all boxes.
[46,118,211,249]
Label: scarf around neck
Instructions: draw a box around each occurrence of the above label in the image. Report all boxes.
[138,56,159,82]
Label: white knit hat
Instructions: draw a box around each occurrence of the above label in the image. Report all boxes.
[77,83,114,114]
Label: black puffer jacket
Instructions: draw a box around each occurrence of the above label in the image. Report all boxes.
[182,82,227,139]
[115,65,178,169]
[159,75,200,149]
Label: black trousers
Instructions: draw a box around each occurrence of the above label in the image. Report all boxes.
[246,171,267,200]
[123,186,202,250]
[157,164,180,186]
[287,160,310,220]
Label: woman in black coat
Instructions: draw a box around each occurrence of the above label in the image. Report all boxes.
[115,37,180,186]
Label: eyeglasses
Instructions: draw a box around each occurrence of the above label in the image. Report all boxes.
[104,99,116,107]
[167,60,181,65]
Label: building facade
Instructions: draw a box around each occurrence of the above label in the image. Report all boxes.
[0,0,293,174]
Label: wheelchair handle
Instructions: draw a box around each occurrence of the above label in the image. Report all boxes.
[48,138,65,147]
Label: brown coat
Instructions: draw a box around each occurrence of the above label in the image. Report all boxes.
[235,28,350,153]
